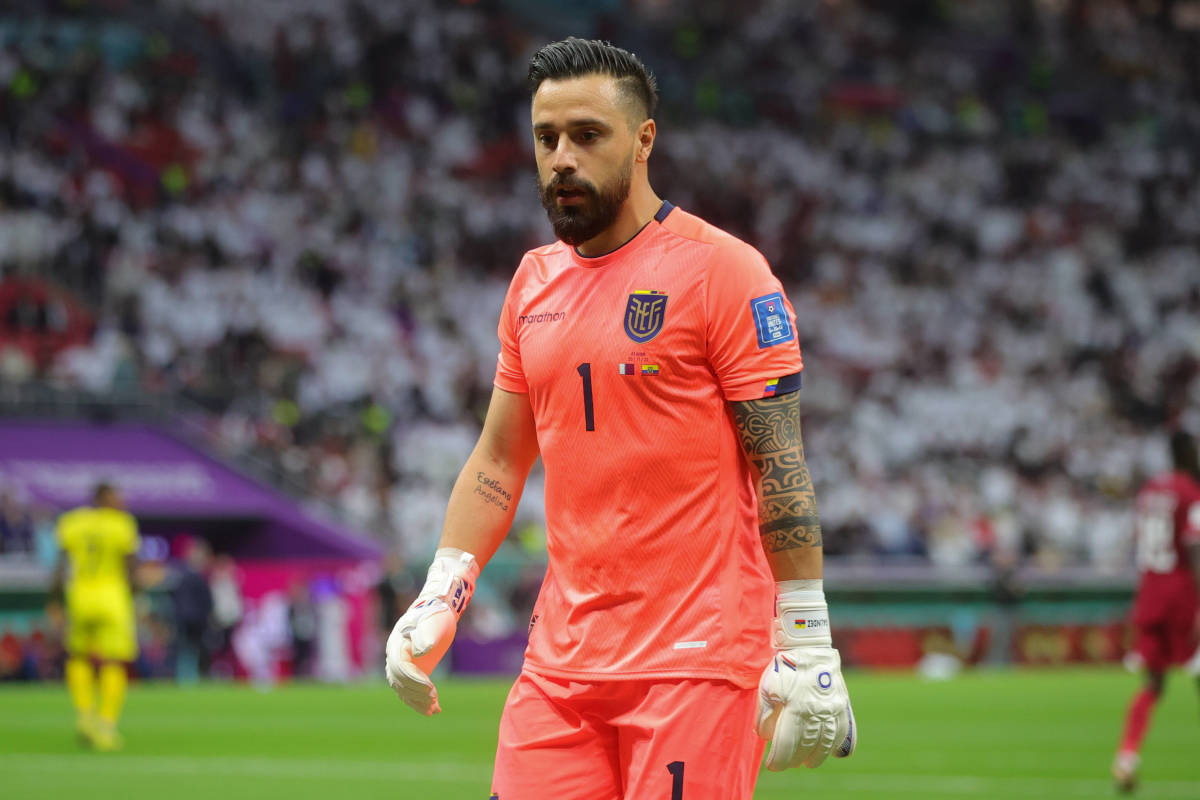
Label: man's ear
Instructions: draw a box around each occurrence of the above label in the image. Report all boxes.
[635,118,656,163]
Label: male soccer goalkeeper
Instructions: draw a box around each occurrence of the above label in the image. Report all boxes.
[51,482,140,751]
[386,37,856,798]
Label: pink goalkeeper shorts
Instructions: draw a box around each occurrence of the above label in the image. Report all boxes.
[490,670,765,800]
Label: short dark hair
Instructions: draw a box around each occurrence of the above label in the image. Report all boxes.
[528,37,658,120]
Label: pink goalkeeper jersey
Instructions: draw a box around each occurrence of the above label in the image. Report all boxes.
[494,202,805,687]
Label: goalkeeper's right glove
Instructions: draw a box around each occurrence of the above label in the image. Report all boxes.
[385,548,479,715]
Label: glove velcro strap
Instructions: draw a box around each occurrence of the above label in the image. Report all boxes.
[417,548,480,618]
[775,588,832,647]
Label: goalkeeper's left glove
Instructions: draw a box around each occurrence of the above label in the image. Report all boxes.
[385,548,479,716]
[755,580,857,771]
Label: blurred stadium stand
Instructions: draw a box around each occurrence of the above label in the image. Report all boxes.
[2,0,1199,678]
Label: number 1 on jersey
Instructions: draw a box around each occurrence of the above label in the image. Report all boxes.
[576,363,595,431]
[667,761,685,799]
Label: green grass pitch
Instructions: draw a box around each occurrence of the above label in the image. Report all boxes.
[2,668,1198,799]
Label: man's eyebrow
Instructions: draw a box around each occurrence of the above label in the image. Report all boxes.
[533,117,614,132]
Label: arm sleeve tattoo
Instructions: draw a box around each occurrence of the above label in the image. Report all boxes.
[731,389,823,554]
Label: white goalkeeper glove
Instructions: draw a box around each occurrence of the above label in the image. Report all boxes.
[385,548,480,716]
[756,580,857,771]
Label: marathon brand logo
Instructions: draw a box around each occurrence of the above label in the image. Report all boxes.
[624,290,667,343]
[517,311,566,327]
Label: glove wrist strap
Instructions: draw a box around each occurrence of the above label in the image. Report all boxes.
[774,583,832,648]
[417,547,480,618]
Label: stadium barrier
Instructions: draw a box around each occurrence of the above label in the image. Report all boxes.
[446,562,1136,674]
[821,563,1134,668]
[1,558,1137,679]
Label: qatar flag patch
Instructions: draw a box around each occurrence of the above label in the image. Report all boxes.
[751,292,794,348]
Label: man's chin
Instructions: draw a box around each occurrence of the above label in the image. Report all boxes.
[555,229,591,246]
[548,214,601,246]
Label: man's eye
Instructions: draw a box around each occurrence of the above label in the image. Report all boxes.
[538,134,556,147]
[579,130,599,142]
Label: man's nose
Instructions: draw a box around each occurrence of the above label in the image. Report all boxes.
[551,139,577,174]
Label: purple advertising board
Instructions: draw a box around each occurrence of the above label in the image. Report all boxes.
[0,420,380,560]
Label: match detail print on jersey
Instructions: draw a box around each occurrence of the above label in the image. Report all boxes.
[751,291,795,349]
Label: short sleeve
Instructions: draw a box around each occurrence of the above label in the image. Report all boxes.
[493,262,529,394]
[705,241,804,401]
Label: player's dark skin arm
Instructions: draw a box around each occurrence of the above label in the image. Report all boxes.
[49,552,67,606]
[1188,542,1200,597]
[1186,541,1200,590]
[1190,542,1200,696]
[731,388,822,581]
[1187,541,1200,630]
[126,553,139,593]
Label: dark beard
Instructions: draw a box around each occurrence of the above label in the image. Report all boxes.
[538,162,632,247]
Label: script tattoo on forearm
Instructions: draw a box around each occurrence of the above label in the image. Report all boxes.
[474,471,512,512]
[732,391,823,553]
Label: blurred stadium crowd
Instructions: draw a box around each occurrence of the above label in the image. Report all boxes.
[3,0,1200,583]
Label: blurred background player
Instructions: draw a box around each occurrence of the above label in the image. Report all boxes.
[1112,431,1200,792]
[171,537,214,684]
[50,482,140,751]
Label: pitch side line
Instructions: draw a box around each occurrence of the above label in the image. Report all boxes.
[812,773,1200,797]
[0,753,493,783]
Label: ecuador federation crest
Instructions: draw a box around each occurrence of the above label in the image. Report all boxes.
[623,290,668,343]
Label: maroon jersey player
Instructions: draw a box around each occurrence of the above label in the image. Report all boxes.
[1113,431,1200,793]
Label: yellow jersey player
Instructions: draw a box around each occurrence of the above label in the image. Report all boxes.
[51,482,140,751]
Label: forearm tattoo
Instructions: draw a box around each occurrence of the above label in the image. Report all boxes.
[473,471,512,512]
[731,391,823,553]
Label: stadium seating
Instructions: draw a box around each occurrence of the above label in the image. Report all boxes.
[2,0,1198,581]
